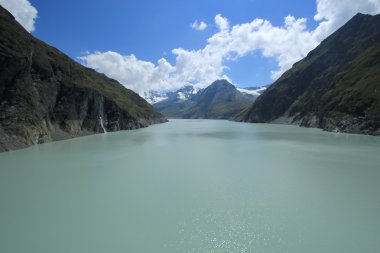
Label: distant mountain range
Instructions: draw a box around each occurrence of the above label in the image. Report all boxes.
[237,13,380,135]
[153,80,267,119]
[0,6,166,151]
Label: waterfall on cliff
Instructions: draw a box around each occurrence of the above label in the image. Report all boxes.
[99,116,107,133]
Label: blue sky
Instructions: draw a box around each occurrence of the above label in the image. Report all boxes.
[2,0,380,94]
[31,1,316,56]
[30,0,317,87]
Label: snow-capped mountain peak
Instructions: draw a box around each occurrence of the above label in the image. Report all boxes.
[237,86,267,96]
[144,85,195,104]
[144,83,267,105]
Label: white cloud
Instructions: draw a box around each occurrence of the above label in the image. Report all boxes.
[80,17,232,96]
[191,20,207,31]
[79,51,176,94]
[227,15,318,79]
[215,14,229,31]
[81,0,380,96]
[313,0,380,41]
[0,0,37,32]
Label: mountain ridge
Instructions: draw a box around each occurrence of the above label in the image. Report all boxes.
[154,80,265,119]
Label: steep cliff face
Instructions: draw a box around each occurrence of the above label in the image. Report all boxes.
[238,13,380,135]
[0,6,166,151]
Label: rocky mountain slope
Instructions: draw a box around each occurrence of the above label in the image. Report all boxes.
[237,13,380,135]
[152,85,197,118]
[0,6,166,151]
[154,80,263,119]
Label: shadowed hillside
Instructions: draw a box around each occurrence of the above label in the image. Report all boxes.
[0,6,166,151]
[237,13,380,135]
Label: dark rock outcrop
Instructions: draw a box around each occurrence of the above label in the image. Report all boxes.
[0,6,166,151]
[238,13,380,135]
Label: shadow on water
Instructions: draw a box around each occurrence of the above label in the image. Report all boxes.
[131,132,157,144]
[196,131,241,140]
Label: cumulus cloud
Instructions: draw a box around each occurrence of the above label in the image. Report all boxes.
[215,14,229,31]
[313,0,380,41]
[0,0,38,32]
[79,52,176,94]
[227,15,318,79]
[81,0,380,96]
[80,16,232,95]
[191,20,207,31]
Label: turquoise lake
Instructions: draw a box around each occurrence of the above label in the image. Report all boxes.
[1,119,380,253]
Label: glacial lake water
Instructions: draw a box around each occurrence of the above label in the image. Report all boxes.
[1,119,380,253]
